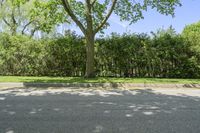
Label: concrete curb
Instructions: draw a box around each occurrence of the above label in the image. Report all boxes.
[0,82,200,88]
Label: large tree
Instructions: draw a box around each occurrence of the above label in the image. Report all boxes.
[0,0,67,36]
[182,21,200,52]
[181,21,200,74]
[60,0,181,78]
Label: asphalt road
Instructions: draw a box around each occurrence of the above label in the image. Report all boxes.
[0,88,200,133]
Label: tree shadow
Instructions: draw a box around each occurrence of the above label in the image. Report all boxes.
[20,77,108,83]
[0,88,200,133]
[22,81,124,89]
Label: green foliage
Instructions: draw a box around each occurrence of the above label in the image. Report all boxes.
[60,0,181,32]
[114,0,181,24]
[181,21,200,77]
[1,23,200,78]
[0,0,67,36]
[30,0,68,33]
[0,32,86,76]
[0,33,44,75]
[42,33,86,76]
[182,21,200,52]
[96,29,197,78]
[0,0,33,34]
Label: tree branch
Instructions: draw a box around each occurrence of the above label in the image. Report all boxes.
[22,21,33,35]
[11,9,17,25]
[61,0,86,34]
[2,18,11,27]
[91,0,97,6]
[30,26,40,37]
[94,0,117,34]
[85,0,93,33]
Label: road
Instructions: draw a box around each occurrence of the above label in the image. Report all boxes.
[0,87,200,133]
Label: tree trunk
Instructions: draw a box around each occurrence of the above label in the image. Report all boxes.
[11,25,17,36]
[85,34,95,78]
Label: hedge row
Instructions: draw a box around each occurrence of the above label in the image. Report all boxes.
[0,31,200,78]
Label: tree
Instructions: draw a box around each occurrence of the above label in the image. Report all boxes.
[182,21,200,52]
[0,0,67,37]
[0,0,31,35]
[181,21,200,77]
[59,0,181,78]
[30,0,68,37]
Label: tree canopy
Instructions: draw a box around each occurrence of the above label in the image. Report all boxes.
[59,0,181,77]
[0,0,67,36]
[0,0,183,78]
[182,21,200,50]
[60,0,181,34]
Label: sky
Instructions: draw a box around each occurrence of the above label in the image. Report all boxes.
[66,0,200,36]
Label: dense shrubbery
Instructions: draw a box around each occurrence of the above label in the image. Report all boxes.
[0,26,200,78]
[96,32,200,78]
[0,32,86,76]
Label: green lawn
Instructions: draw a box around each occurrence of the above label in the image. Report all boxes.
[0,76,200,84]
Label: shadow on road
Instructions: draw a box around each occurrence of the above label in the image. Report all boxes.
[0,88,200,133]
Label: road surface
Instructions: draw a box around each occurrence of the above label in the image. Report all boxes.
[0,87,200,133]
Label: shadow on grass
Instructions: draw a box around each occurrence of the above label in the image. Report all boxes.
[21,77,124,88]
[22,82,123,89]
[0,88,200,133]
[18,77,114,84]
[23,77,99,83]
[144,78,179,83]
[145,77,200,84]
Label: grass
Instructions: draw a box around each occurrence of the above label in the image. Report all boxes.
[0,76,200,84]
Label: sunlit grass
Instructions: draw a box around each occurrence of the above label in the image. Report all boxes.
[0,76,200,84]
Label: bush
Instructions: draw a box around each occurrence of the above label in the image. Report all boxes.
[0,33,86,76]
[0,33,44,76]
[0,27,200,78]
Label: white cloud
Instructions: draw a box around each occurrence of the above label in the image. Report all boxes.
[109,15,129,28]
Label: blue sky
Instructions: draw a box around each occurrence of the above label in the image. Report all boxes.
[66,0,200,35]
